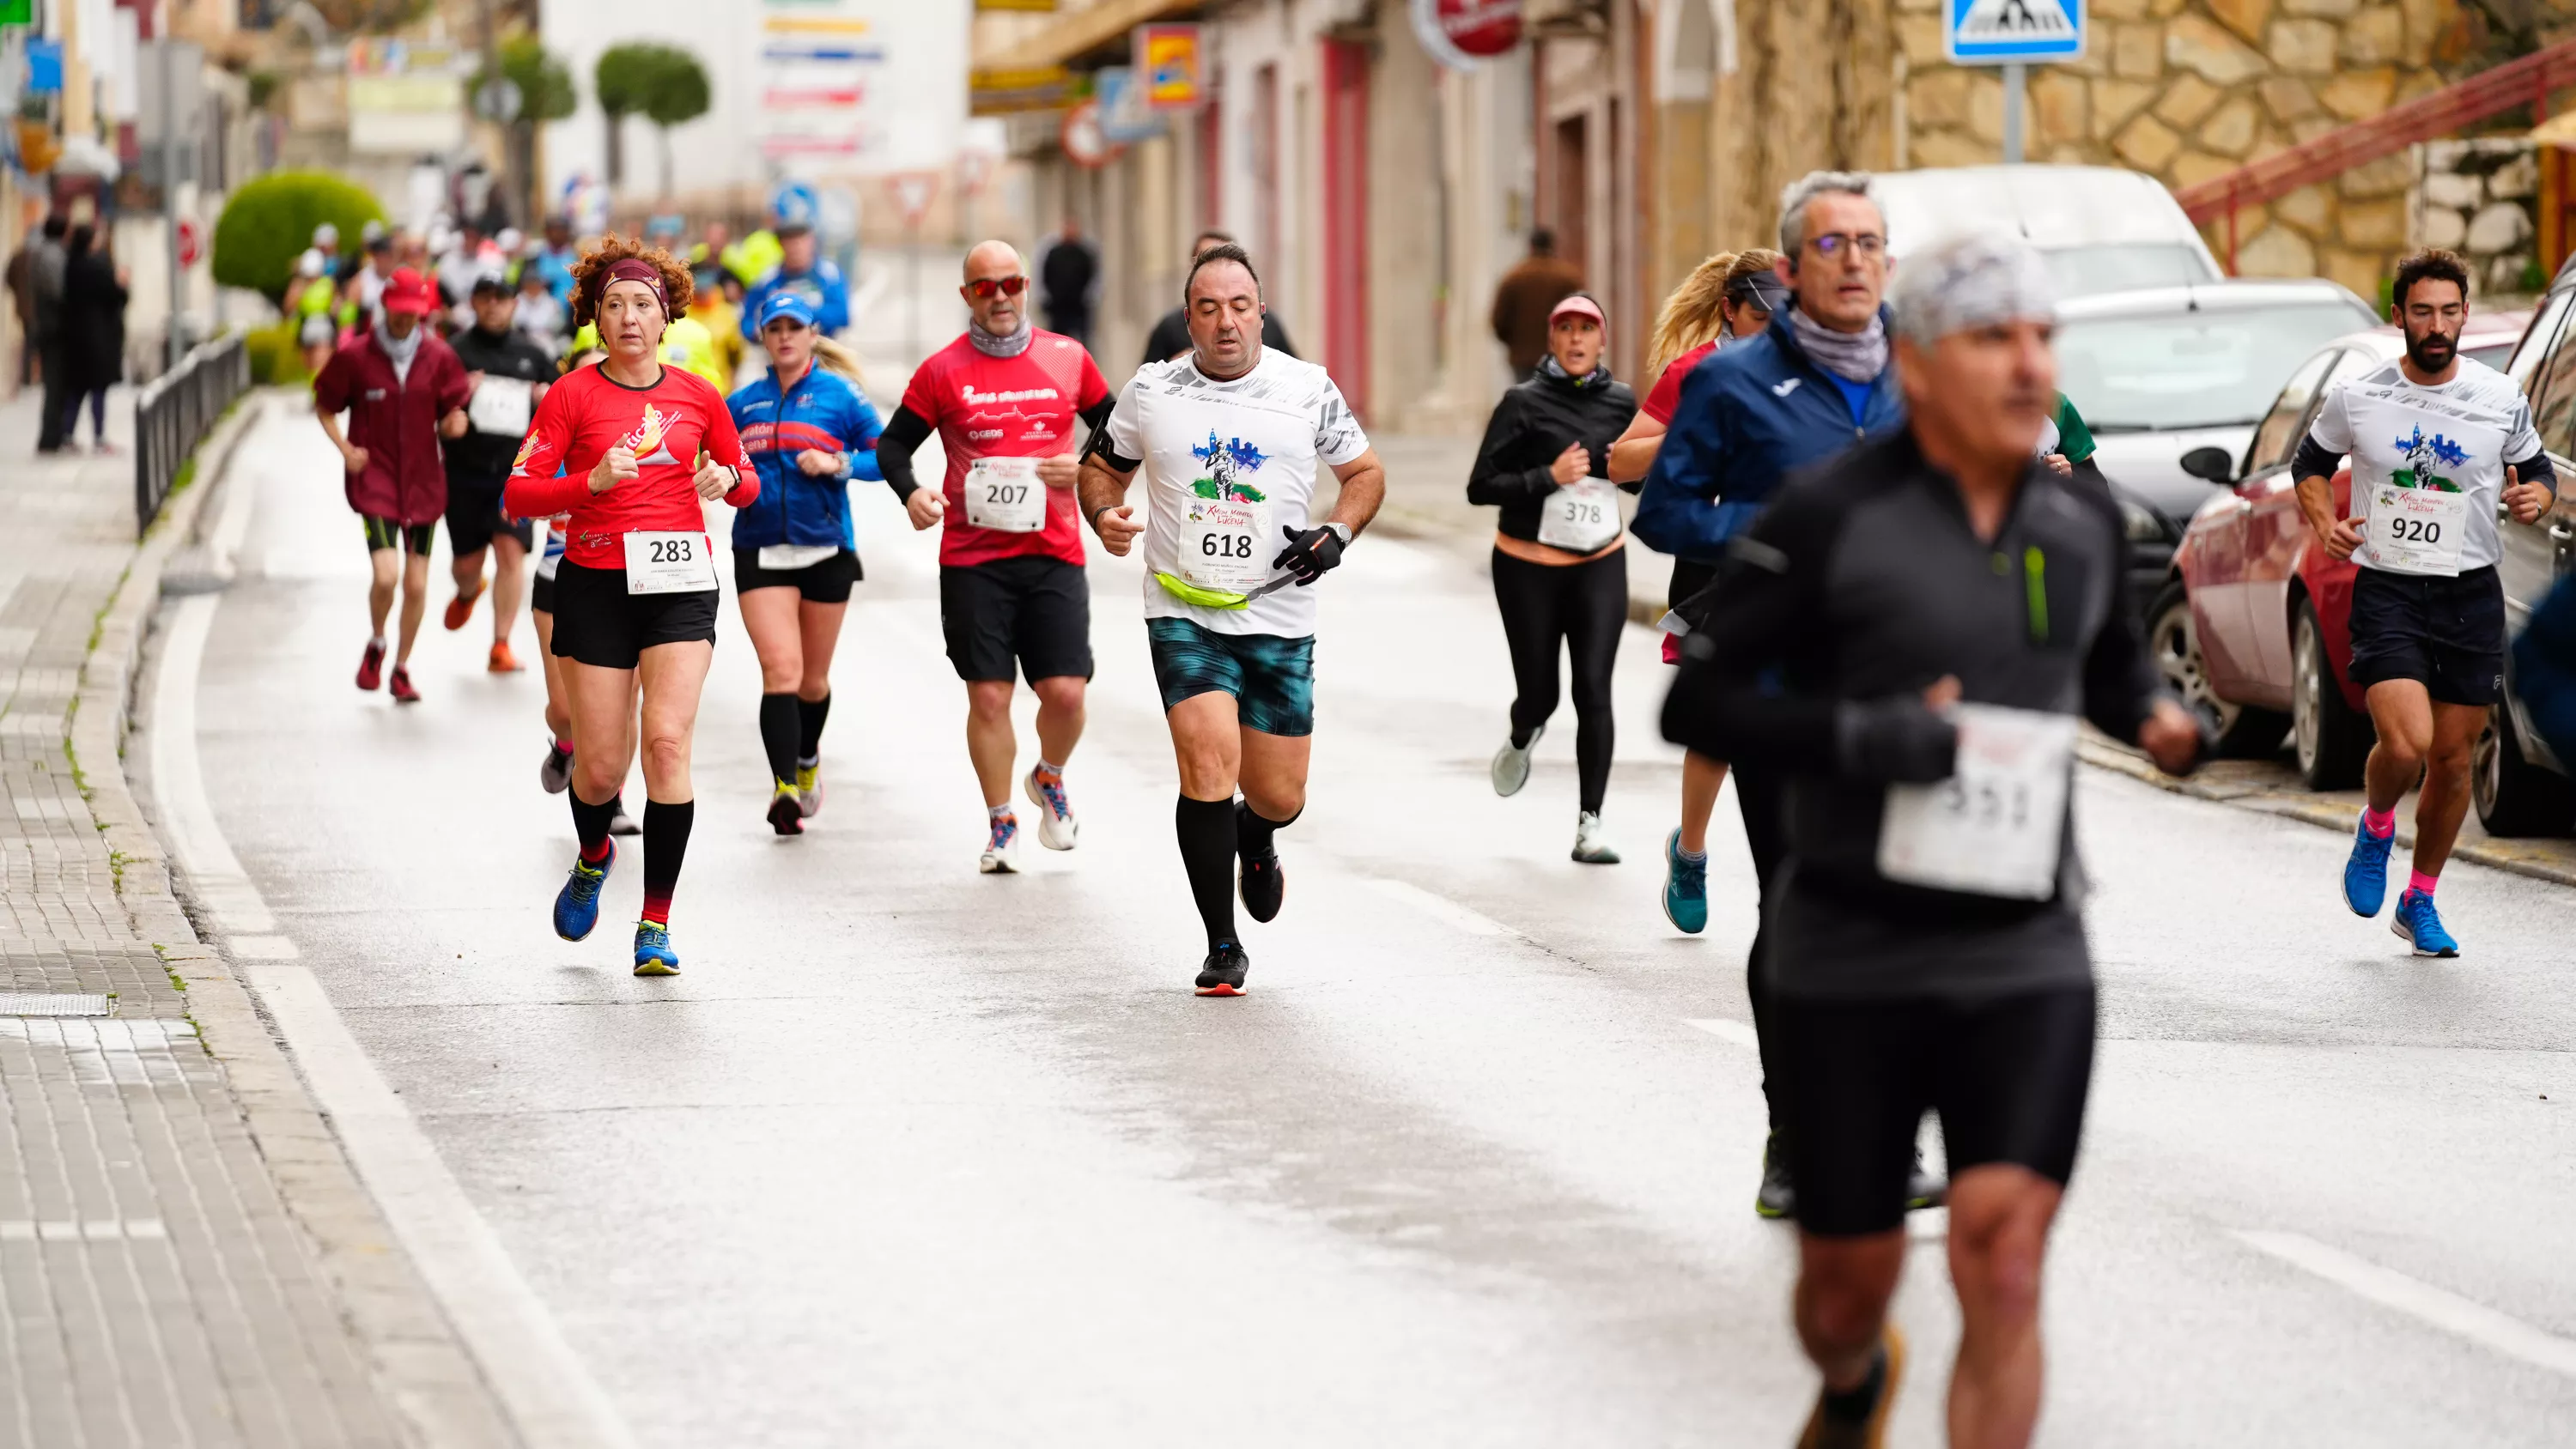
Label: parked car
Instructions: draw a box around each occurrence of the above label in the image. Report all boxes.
[2050,281,2379,613]
[1873,165,2224,298]
[2164,306,2575,838]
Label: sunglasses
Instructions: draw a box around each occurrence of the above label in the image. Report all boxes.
[963,275,1029,300]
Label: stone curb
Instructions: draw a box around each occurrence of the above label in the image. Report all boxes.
[70,392,522,1449]
[2076,737,2576,890]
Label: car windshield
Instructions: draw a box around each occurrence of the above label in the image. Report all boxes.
[2055,302,2372,431]
[2043,244,2219,298]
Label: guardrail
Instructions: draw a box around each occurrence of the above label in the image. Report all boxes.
[134,333,252,538]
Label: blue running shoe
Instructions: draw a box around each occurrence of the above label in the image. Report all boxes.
[1662,828,1709,935]
[632,920,680,976]
[2342,813,2394,918]
[2391,889,2458,957]
[553,841,614,942]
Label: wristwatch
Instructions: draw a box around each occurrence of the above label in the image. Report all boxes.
[1322,522,1353,547]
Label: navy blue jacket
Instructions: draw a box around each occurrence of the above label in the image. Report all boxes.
[2513,570,2576,770]
[1632,310,1906,563]
[741,259,852,338]
[726,364,884,550]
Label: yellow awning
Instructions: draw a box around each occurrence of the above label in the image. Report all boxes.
[973,0,1199,73]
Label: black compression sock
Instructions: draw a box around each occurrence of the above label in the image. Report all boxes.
[796,693,831,763]
[1236,799,1300,860]
[1176,795,1239,949]
[1821,1345,1889,1424]
[758,693,800,786]
[570,789,617,862]
[641,799,694,925]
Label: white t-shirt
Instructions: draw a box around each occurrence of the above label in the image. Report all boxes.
[1104,349,1371,637]
[2308,356,2543,574]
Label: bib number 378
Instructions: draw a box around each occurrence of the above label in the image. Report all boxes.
[623,530,717,594]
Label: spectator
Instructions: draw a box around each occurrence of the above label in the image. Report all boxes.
[1491,228,1585,378]
[60,224,129,454]
[31,215,70,452]
[5,224,36,389]
[1035,215,1100,349]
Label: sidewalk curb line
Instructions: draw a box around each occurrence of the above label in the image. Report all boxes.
[2076,739,2576,889]
[74,392,522,1449]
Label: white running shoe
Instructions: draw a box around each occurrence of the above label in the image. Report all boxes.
[980,813,1023,874]
[1491,724,1542,797]
[538,739,574,794]
[1572,810,1621,864]
[1023,767,1079,850]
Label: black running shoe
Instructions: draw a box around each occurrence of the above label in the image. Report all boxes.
[1795,1326,1905,1449]
[1238,840,1285,926]
[1195,943,1250,997]
[1754,1131,1796,1221]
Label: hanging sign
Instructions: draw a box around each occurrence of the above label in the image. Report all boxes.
[1135,24,1203,109]
[1413,0,1522,69]
[1060,100,1115,169]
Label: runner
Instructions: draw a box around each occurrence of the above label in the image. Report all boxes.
[872,240,1113,872]
[503,237,758,975]
[727,290,884,834]
[740,219,850,339]
[441,273,560,672]
[2293,248,2555,957]
[530,349,641,839]
[1139,231,1297,366]
[1662,231,2203,1449]
[1078,242,1386,997]
[1468,293,1637,863]
[311,266,471,704]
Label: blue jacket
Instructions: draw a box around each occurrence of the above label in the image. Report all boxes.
[1631,311,1907,563]
[2512,569,2576,771]
[726,364,884,550]
[741,260,851,339]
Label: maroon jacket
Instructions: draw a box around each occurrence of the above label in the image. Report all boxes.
[313,330,471,524]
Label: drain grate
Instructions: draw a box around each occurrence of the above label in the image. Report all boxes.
[0,993,113,1017]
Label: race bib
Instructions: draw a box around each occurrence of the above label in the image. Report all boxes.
[964,458,1047,532]
[1538,477,1621,554]
[2366,485,2470,577]
[756,543,840,572]
[622,530,716,594]
[468,377,533,436]
[1877,703,2076,900]
[1178,493,1272,593]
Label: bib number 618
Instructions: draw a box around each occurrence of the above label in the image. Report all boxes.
[1200,532,1254,559]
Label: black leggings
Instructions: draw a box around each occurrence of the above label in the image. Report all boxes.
[1492,545,1628,813]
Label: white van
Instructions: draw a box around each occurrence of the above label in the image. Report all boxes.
[1868,165,2224,298]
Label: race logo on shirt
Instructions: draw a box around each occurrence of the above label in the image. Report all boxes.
[1188,431,1269,507]
[513,430,545,471]
[620,401,676,463]
[2392,425,2470,493]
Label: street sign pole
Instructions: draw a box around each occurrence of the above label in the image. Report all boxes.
[163,40,185,370]
[2003,62,2026,165]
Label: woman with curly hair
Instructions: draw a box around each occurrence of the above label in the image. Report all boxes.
[504,236,759,975]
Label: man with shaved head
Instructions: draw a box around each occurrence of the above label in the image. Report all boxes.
[873,239,1115,871]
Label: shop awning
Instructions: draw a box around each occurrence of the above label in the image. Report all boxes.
[973,0,1201,74]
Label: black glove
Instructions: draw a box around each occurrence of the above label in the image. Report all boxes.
[1834,696,1959,784]
[1272,524,1346,586]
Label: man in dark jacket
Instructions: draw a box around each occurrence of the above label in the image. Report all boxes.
[442,273,559,673]
[1036,216,1100,349]
[1489,230,1584,377]
[29,216,70,452]
[313,267,471,703]
[1139,231,1297,367]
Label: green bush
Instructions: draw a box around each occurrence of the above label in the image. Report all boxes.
[243,318,311,385]
[213,172,386,305]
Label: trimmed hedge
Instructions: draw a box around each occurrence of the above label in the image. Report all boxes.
[243,318,311,385]
[213,172,386,305]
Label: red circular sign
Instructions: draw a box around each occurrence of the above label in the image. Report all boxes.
[1438,0,1522,57]
[1061,100,1116,170]
[176,218,203,269]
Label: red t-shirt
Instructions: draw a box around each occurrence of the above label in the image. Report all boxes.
[899,330,1110,568]
[1642,339,1720,427]
[504,362,756,571]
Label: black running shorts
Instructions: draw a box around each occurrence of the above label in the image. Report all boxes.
[734,546,860,604]
[939,556,1093,683]
[530,571,556,615]
[443,476,534,556]
[361,514,436,557]
[2347,564,2506,706]
[1778,983,2096,1237]
[546,560,719,670]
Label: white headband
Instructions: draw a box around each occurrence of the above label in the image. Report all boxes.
[1889,231,2057,346]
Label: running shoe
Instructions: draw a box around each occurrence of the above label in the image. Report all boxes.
[387,666,422,704]
[979,813,1021,874]
[355,640,386,692]
[1754,1132,1795,1221]
[607,805,641,837]
[2343,811,2395,917]
[1024,767,1079,850]
[1238,801,1285,924]
[632,920,680,976]
[2391,888,2460,957]
[553,842,615,942]
[443,579,485,631]
[1490,724,1542,797]
[1662,828,1708,934]
[538,739,574,794]
[1572,810,1620,864]
[1795,1325,1905,1449]
[766,782,805,837]
[1196,943,1251,997]
[795,763,823,818]
[488,640,522,673]
[1906,1149,1947,1212]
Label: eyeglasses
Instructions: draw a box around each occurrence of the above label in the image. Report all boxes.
[1809,233,1887,258]
[963,275,1029,300]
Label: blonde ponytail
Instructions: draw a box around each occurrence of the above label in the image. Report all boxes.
[1647,247,1788,375]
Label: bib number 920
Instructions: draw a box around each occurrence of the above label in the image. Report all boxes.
[1199,532,1255,560]
[2386,517,2443,544]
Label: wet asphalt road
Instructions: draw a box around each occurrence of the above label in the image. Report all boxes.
[153,394,2576,1447]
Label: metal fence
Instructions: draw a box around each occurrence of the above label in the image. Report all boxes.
[133,333,252,538]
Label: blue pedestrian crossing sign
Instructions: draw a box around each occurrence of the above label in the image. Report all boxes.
[1947,0,2084,64]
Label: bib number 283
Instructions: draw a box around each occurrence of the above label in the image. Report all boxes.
[623,530,717,594]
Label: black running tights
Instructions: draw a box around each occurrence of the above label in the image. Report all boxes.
[1737,763,1788,1131]
[1491,546,1627,813]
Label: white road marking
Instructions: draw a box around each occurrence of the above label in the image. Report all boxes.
[2235,1230,2576,1379]
[0,1219,167,1241]
[1365,878,1520,937]
[155,581,638,1448]
[1681,1018,1758,1049]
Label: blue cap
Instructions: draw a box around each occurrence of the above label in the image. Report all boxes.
[756,291,817,330]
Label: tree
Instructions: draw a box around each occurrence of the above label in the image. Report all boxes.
[594,42,709,199]
[492,36,578,225]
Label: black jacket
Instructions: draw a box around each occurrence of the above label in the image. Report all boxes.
[1466,366,1639,545]
[444,325,559,482]
[1139,308,1297,369]
[61,248,126,391]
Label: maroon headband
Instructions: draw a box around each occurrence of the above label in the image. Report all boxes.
[600,258,667,311]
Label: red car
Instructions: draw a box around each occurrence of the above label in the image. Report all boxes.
[2161,313,2531,790]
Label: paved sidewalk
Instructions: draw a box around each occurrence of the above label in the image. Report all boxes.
[0,387,499,1447]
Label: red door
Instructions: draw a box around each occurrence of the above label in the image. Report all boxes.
[1321,38,1370,422]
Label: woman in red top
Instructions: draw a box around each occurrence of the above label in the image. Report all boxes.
[505,238,756,975]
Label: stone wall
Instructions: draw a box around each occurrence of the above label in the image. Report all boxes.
[1893,0,2462,297]
[2411,138,2545,296]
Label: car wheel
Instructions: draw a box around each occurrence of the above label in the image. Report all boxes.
[2471,702,2575,838]
[2148,580,2285,757]
[2293,598,2372,790]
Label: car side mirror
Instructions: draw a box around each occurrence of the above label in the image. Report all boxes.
[2180,446,2236,484]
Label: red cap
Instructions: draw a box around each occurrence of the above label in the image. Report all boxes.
[382,267,437,316]
[1548,292,1607,332]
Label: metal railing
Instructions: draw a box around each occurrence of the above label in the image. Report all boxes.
[134,333,252,537]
